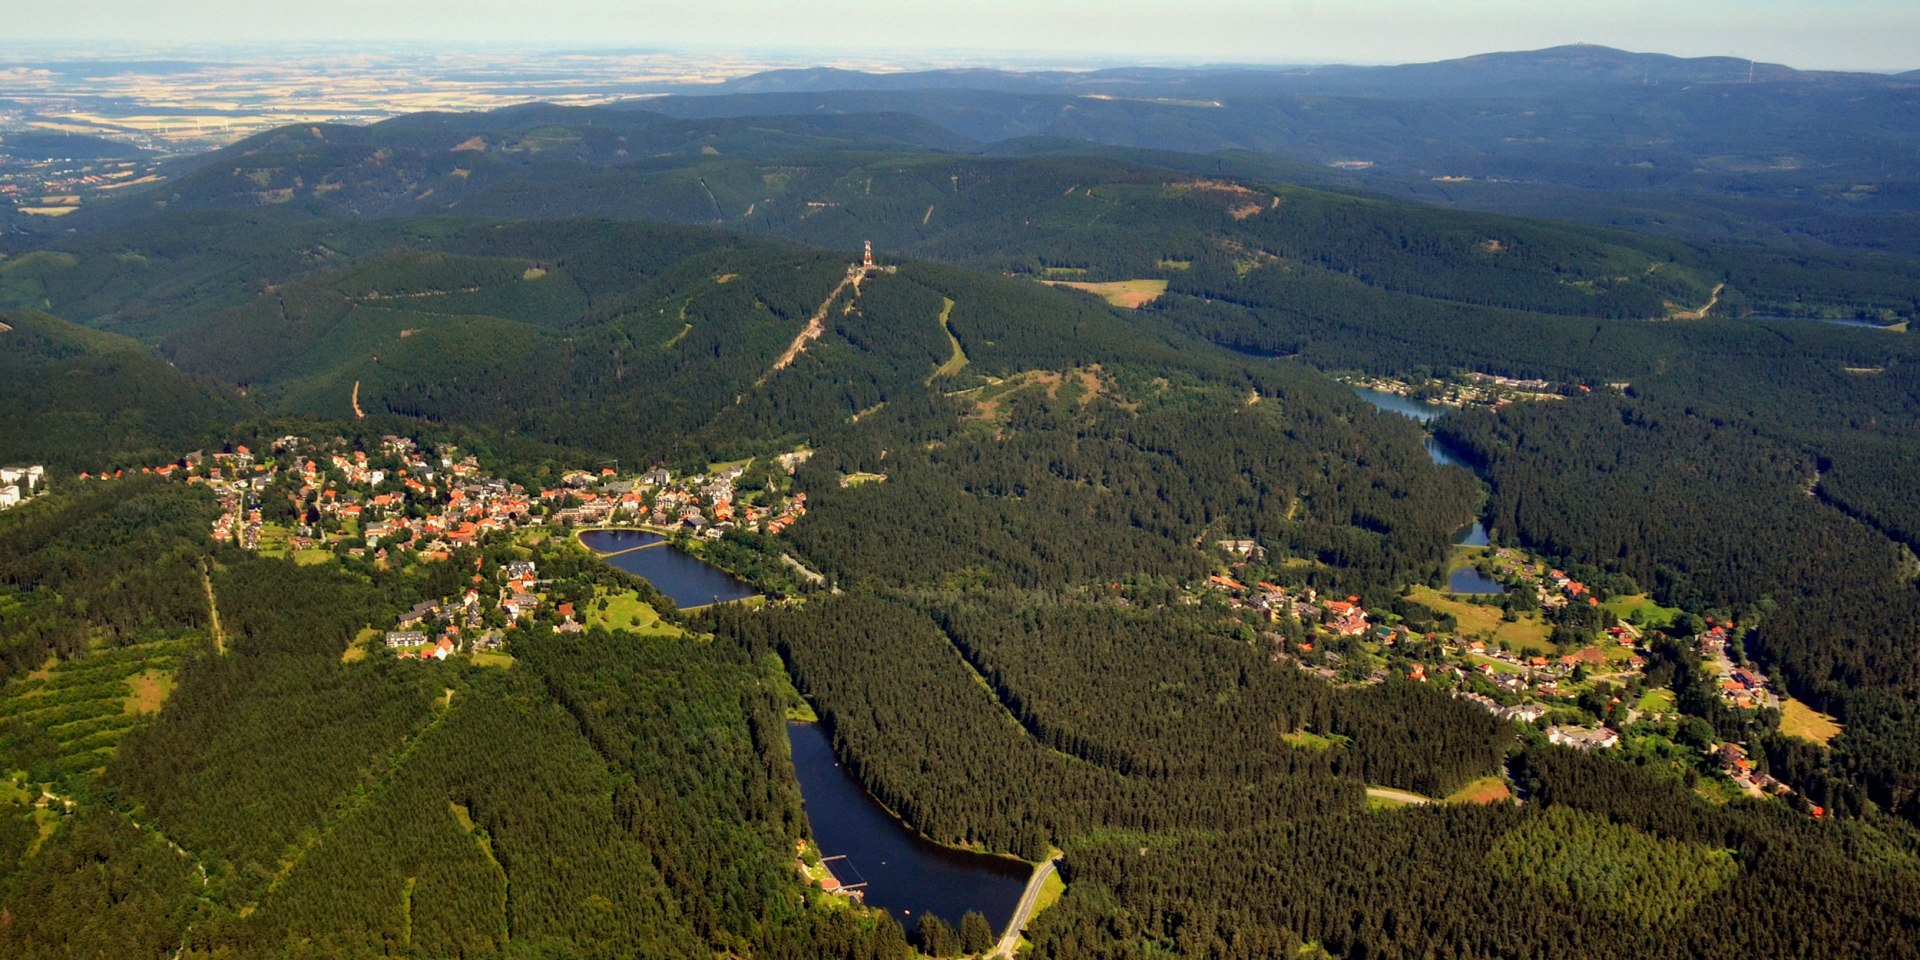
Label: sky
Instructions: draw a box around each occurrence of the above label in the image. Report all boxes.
[13,0,1920,72]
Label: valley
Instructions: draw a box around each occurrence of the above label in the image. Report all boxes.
[2,38,1920,960]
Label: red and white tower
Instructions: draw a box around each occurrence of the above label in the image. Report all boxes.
[862,240,874,269]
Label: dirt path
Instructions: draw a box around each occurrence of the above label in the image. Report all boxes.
[351,380,367,419]
[926,297,967,383]
[1365,786,1434,806]
[1671,282,1726,321]
[202,563,226,655]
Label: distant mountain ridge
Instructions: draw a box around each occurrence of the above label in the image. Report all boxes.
[707,45,1905,100]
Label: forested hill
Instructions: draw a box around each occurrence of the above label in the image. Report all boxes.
[0,309,249,473]
[648,50,1920,252]
[0,211,1485,604]
[13,115,1917,338]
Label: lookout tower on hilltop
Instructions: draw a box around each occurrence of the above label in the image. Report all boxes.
[862,240,874,269]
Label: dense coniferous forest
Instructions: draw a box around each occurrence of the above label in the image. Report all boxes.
[1026,752,1920,960]
[0,477,218,679]
[3,90,1920,959]
[0,311,248,473]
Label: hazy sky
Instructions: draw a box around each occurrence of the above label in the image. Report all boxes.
[15,0,1920,71]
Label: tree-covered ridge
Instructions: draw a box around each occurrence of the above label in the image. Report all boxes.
[1029,770,1920,959]
[15,123,1917,348]
[714,595,1363,861]
[0,310,248,474]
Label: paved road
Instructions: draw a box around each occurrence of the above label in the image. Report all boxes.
[990,856,1061,958]
[1365,786,1434,806]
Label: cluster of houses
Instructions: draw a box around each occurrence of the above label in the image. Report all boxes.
[379,554,612,660]
[70,433,826,662]
[1715,742,1797,800]
[1210,575,1335,629]
[1340,372,1571,413]
[1696,621,1778,710]
[1449,548,1610,612]
[542,463,808,537]
[1546,725,1622,751]
[77,434,813,565]
[384,586,510,661]
[0,466,45,511]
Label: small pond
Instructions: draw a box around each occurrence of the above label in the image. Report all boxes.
[1447,566,1508,595]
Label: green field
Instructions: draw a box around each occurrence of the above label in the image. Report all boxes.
[1282,729,1348,751]
[586,588,680,636]
[1445,775,1513,805]
[342,627,378,663]
[1039,278,1169,309]
[255,522,292,558]
[1779,697,1843,744]
[1466,652,1528,676]
[1636,688,1676,716]
[1603,594,1680,628]
[1410,585,1553,652]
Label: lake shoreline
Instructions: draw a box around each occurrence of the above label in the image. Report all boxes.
[786,720,1032,935]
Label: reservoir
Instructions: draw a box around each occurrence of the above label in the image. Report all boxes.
[1352,386,1443,423]
[1351,387,1477,469]
[581,529,758,608]
[787,722,1030,937]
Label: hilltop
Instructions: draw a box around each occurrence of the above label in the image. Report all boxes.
[0,308,247,472]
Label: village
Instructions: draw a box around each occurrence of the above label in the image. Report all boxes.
[1203,534,1823,814]
[73,433,810,660]
[1340,371,1599,410]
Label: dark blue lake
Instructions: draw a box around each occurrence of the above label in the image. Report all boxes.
[1447,566,1508,595]
[1352,388,1478,468]
[787,722,1030,937]
[578,529,664,554]
[600,541,757,608]
[1353,386,1442,423]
